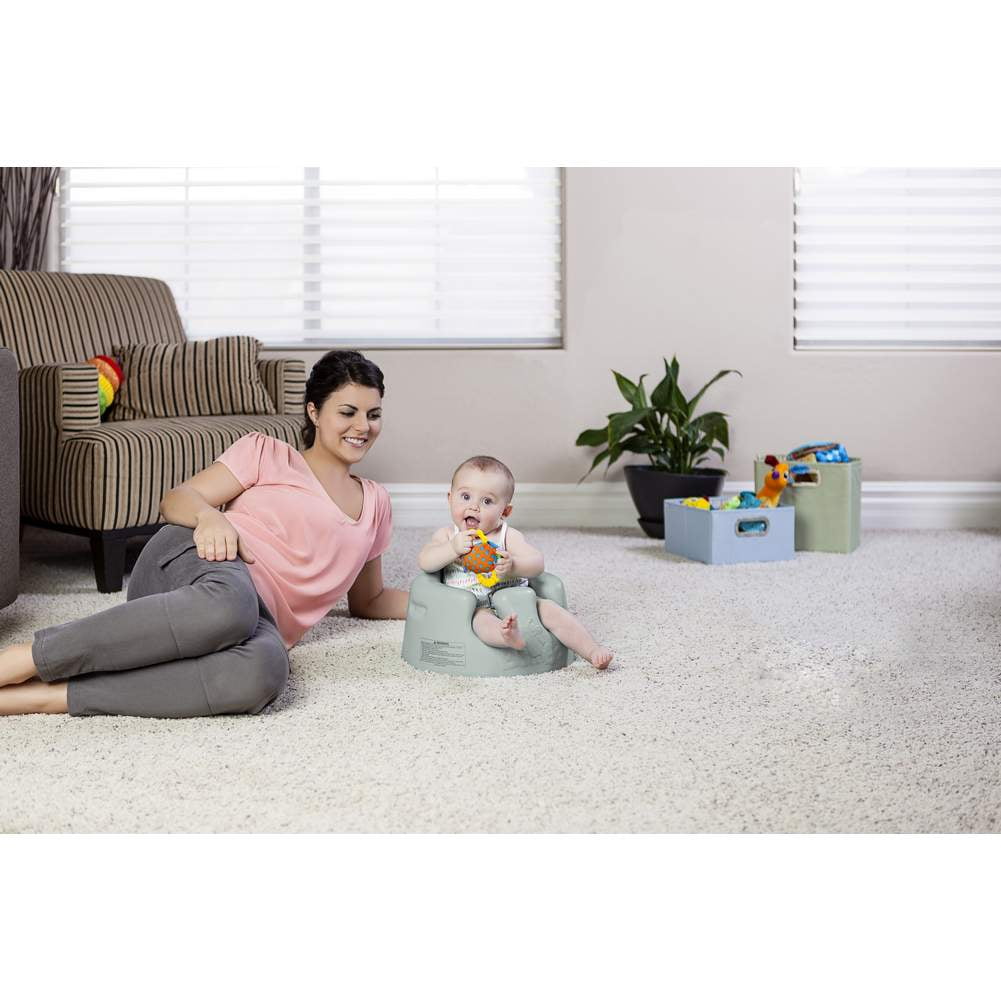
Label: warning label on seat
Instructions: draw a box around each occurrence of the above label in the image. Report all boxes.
[420,639,466,669]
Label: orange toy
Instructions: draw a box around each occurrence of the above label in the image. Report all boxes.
[757,454,793,508]
[458,529,500,587]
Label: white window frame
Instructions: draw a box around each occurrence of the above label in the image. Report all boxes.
[794,167,1001,351]
[59,167,564,351]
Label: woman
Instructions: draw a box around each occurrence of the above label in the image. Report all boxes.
[0,350,408,717]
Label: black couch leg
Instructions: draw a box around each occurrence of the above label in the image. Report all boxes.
[90,533,128,593]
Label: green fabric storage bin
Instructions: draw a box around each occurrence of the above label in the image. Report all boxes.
[754,455,862,553]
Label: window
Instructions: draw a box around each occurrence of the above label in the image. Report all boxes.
[794,168,1001,349]
[59,167,563,349]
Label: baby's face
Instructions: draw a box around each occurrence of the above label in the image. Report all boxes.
[449,470,512,535]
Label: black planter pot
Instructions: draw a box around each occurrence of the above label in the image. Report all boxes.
[623,464,727,539]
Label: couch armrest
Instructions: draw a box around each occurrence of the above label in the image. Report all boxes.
[257,357,307,416]
[18,363,101,436]
[0,348,19,609]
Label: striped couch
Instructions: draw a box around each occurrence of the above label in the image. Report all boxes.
[0,347,18,609]
[0,270,306,592]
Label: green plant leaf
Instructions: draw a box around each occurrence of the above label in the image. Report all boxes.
[608,406,653,441]
[618,433,656,454]
[671,365,692,422]
[650,359,677,410]
[575,427,609,448]
[612,370,644,407]
[576,447,611,483]
[635,373,649,408]
[688,368,741,415]
[688,410,730,449]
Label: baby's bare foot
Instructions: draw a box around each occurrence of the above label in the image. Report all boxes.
[499,614,526,650]
[586,646,614,670]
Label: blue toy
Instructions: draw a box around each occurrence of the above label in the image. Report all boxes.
[788,441,850,464]
[720,492,765,510]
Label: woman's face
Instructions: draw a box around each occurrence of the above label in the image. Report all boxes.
[307,383,383,464]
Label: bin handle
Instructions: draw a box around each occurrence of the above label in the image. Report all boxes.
[735,517,769,537]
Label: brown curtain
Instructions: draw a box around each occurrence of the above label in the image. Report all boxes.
[0,168,60,270]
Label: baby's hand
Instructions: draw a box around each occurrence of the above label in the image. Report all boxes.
[450,529,479,556]
[494,550,515,579]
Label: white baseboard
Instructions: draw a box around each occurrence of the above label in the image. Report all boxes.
[385,481,1001,531]
[386,482,635,528]
[846,481,1001,530]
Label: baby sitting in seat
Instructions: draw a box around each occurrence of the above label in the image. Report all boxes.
[418,455,613,670]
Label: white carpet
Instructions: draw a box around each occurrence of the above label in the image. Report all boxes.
[2,524,999,832]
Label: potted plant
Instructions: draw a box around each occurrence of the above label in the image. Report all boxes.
[575,356,741,538]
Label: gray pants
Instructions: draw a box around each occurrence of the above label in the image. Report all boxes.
[33,525,290,718]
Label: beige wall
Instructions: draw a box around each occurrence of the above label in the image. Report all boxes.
[267,168,1001,484]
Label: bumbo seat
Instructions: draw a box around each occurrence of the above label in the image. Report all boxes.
[401,570,572,678]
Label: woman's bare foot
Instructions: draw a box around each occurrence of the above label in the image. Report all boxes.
[0,679,68,715]
[0,642,37,687]
[586,645,614,670]
[498,614,526,650]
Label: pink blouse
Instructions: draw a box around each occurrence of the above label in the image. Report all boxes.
[215,433,393,648]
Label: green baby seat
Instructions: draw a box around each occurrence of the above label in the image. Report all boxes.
[401,571,573,677]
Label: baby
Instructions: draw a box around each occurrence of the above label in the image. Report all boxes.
[418,455,614,670]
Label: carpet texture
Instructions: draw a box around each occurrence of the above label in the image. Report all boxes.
[2,525,1000,833]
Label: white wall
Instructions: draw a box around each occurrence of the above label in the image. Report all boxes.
[268,168,1001,486]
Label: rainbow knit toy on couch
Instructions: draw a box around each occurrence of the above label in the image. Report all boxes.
[85,354,124,417]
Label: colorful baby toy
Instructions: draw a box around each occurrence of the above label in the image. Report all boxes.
[85,354,124,417]
[458,528,501,587]
[788,441,850,464]
[757,455,793,508]
[684,451,817,514]
[684,492,761,511]
[720,491,761,511]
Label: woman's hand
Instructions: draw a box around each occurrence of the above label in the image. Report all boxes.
[193,509,255,563]
[450,529,479,556]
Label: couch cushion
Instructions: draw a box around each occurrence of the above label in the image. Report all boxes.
[110,336,276,421]
[46,416,303,531]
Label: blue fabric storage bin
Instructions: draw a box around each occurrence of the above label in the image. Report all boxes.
[663,499,795,564]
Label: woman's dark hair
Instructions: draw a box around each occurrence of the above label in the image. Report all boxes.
[302,349,385,447]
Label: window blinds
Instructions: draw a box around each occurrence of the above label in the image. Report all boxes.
[794,168,1001,349]
[59,167,562,348]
